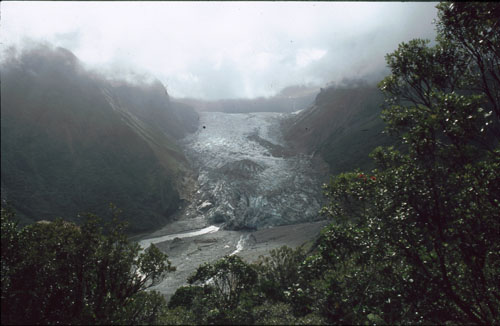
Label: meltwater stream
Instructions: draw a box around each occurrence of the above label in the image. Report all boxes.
[139,225,220,250]
[138,111,327,299]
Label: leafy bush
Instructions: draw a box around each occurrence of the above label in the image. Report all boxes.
[183,255,258,324]
[254,246,306,302]
[314,2,500,324]
[1,206,174,325]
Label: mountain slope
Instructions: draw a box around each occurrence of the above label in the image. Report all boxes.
[283,80,393,175]
[0,45,198,233]
[176,85,318,113]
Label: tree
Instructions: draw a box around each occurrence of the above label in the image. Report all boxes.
[436,2,500,122]
[0,206,174,325]
[254,246,306,302]
[171,255,259,324]
[187,255,258,310]
[318,2,500,324]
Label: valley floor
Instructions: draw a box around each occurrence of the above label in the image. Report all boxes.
[140,219,329,299]
[138,111,329,299]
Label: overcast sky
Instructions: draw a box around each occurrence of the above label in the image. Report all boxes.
[1,1,438,100]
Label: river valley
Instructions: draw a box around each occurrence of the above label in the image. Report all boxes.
[138,111,330,299]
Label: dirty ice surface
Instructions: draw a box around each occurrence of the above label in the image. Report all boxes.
[180,112,325,230]
[140,111,327,299]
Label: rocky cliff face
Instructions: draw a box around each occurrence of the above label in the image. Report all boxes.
[0,45,198,233]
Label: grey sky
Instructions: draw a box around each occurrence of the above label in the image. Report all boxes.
[1,1,439,100]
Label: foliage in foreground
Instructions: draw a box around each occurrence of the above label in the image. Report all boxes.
[2,2,499,325]
[315,2,500,324]
[169,2,500,325]
[1,207,174,325]
[168,247,324,325]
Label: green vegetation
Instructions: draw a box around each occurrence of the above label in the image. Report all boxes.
[0,45,198,233]
[167,2,500,324]
[1,205,174,325]
[167,247,323,325]
[315,84,391,175]
[283,80,393,176]
[1,2,499,325]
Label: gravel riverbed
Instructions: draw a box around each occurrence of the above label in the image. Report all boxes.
[138,111,329,299]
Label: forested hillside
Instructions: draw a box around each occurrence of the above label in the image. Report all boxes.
[284,80,393,175]
[0,45,198,233]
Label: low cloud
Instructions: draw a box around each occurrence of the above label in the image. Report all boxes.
[1,2,438,99]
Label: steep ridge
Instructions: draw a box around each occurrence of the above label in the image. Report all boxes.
[283,80,394,175]
[0,45,198,233]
